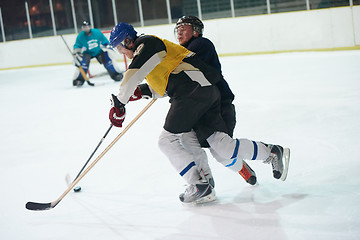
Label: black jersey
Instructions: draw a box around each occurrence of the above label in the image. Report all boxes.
[117,35,222,103]
[183,36,235,103]
[116,35,227,141]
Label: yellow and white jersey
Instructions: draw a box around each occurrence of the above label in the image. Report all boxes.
[116,35,221,104]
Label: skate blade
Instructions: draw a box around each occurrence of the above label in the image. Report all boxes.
[280,148,290,181]
[195,191,216,204]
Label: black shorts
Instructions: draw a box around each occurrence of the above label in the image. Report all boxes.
[164,85,227,143]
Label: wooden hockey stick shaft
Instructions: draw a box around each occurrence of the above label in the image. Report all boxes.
[26,99,157,210]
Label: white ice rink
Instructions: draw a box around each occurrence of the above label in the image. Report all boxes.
[1,51,359,240]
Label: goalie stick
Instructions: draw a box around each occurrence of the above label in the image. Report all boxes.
[78,65,95,87]
[60,35,95,87]
[25,99,157,211]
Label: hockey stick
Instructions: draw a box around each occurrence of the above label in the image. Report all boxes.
[78,66,95,86]
[88,71,108,78]
[60,35,95,87]
[70,124,113,191]
[26,99,157,211]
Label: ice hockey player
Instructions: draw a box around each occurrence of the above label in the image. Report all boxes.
[108,22,290,204]
[72,20,123,86]
[174,15,257,187]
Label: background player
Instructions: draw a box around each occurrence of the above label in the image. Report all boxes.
[72,21,123,86]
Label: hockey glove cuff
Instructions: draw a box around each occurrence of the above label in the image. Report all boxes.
[73,52,83,67]
[109,94,126,127]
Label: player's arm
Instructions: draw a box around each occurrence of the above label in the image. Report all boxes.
[117,36,166,104]
[187,38,215,65]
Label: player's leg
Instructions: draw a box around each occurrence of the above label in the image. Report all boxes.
[72,54,91,86]
[219,100,257,185]
[160,91,220,203]
[97,51,123,81]
[158,130,215,204]
[180,130,215,188]
[207,132,289,179]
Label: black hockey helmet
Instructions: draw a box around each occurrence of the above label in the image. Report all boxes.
[82,20,91,34]
[82,20,90,27]
[175,16,204,36]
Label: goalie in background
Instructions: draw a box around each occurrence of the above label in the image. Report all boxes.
[72,21,123,86]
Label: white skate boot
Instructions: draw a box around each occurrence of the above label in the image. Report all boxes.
[179,183,216,204]
[264,144,290,180]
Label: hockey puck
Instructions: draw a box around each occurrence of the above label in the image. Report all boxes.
[73,186,82,192]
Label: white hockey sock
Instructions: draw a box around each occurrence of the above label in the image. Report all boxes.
[158,130,201,184]
[207,132,270,172]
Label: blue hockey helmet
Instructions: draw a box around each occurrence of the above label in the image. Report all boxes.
[109,22,137,49]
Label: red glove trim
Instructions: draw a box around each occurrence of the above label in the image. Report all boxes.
[129,86,142,101]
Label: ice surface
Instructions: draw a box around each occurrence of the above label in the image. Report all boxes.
[1,51,359,240]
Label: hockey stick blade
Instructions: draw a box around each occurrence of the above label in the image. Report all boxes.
[25,99,157,211]
[86,80,95,86]
[79,66,95,87]
[25,201,58,211]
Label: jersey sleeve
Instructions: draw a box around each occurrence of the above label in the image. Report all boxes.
[187,37,222,72]
[73,33,83,50]
[116,36,166,104]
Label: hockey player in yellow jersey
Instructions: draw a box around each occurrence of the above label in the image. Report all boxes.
[108,22,290,204]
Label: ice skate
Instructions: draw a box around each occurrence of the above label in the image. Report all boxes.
[179,183,216,204]
[199,169,215,189]
[238,161,257,185]
[264,144,290,180]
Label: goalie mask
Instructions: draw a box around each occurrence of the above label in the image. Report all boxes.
[82,20,91,34]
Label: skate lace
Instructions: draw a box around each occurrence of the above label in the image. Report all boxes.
[264,153,278,170]
[183,184,197,195]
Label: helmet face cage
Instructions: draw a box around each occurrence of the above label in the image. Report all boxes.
[175,16,204,36]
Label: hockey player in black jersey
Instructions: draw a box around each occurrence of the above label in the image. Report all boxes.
[108,22,290,204]
[174,16,257,186]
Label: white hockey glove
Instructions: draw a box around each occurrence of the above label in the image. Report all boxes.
[100,44,113,53]
[73,53,83,67]
[73,48,84,67]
